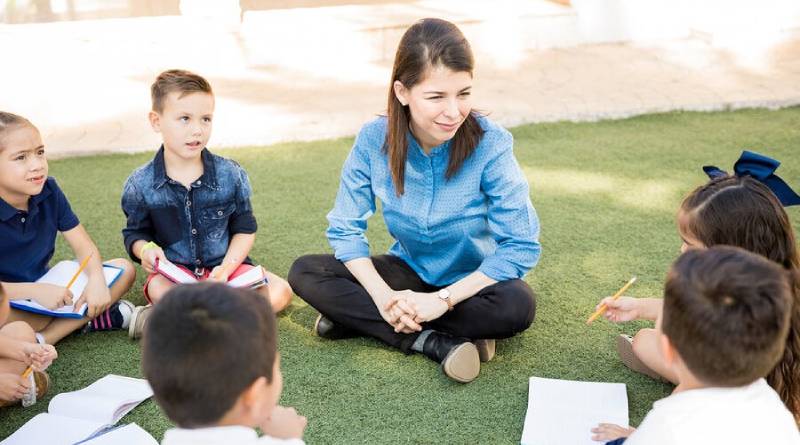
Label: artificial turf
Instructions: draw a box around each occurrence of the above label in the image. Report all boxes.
[1,107,799,444]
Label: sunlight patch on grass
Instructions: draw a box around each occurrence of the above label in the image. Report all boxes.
[526,167,682,212]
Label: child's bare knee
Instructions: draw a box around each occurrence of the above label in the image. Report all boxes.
[1,321,36,342]
[632,328,656,357]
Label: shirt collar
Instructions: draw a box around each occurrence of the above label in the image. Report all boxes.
[0,180,52,221]
[0,197,18,221]
[162,425,258,445]
[152,145,219,190]
[408,132,450,157]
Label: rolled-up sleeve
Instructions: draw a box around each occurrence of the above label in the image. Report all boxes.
[326,130,376,262]
[121,179,154,263]
[477,131,541,281]
[229,166,257,235]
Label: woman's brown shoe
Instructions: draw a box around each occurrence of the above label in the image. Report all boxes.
[474,339,496,362]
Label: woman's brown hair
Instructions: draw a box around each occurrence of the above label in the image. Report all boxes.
[385,18,484,195]
[680,175,800,422]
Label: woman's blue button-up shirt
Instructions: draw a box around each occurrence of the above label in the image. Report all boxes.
[326,115,541,286]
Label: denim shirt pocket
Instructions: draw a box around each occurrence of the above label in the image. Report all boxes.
[201,202,236,242]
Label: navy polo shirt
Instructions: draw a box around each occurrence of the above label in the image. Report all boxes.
[0,177,80,283]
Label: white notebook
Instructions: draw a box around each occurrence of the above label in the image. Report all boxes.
[520,377,629,445]
[155,258,268,289]
[1,375,153,445]
[80,423,158,445]
[10,260,124,318]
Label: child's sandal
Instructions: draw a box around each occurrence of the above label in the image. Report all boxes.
[617,334,670,383]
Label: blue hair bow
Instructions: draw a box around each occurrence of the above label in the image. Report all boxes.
[703,150,800,207]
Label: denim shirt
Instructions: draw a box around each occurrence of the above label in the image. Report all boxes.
[121,147,257,269]
[327,115,541,286]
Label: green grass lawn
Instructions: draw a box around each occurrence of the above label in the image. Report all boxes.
[2,108,799,444]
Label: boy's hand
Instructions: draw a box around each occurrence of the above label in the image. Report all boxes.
[260,405,307,440]
[140,245,166,274]
[208,265,231,283]
[591,423,635,441]
[74,281,111,319]
[0,372,31,402]
[597,296,641,323]
[32,284,74,310]
[21,342,57,371]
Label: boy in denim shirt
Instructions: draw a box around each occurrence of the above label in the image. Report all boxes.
[122,70,292,338]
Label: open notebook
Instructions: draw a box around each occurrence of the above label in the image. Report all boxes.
[155,258,268,289]
[78,423,158,445]
[10,260,124,319]
[521,377,629,445]
[1,375,153,445]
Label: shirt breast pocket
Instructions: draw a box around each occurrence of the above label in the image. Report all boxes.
[201,203,236,241]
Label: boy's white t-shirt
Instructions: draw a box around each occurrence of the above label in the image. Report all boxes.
[626,378,800,445]
[161,425,305,445]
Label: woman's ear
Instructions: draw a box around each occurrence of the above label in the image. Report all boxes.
[393,80,409,106]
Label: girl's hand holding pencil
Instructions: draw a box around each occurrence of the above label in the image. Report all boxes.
[587,277,637,324]
[595,296,643,323]
[31,283,74,310]
[21,342,57,372]
[0,372,31,402]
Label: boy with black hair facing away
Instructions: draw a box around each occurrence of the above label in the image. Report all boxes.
[593,246,800,444]
[122,69,292,339]
[142,283,307,445]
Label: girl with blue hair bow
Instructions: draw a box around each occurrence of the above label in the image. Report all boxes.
[594,151,800,438]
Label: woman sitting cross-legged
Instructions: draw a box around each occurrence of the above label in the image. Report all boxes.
[288,18,541,383]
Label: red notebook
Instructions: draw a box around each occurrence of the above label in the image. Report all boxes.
[154,258,268,289]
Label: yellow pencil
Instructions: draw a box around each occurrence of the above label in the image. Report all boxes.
[586,276,637,325]
[65,252,94,290]
[21,366,33,379]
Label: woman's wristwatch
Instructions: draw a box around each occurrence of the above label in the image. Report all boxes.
[437,288,454,311]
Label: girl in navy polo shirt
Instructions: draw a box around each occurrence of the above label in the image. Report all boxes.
[0,112,136,345]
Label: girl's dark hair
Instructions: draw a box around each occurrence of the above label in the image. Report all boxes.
[0,112,34,151]
[385,18,484,195]
[681,175,800,422]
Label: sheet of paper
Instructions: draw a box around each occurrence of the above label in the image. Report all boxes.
[0,413,105,445]
[520,377,629,445]
[80,423,159,445]
[49,375,153,425]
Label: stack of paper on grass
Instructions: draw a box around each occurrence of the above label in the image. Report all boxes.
[520,377,629,445]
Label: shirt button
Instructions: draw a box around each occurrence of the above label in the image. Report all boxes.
[186,200,192,207]
[196,180,202,185]
[20,217,25,223]
[191,228,198,235]
[195,259,201,265]
[217,210,223,216]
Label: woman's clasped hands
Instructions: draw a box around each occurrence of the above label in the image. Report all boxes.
[383,290,449,334]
